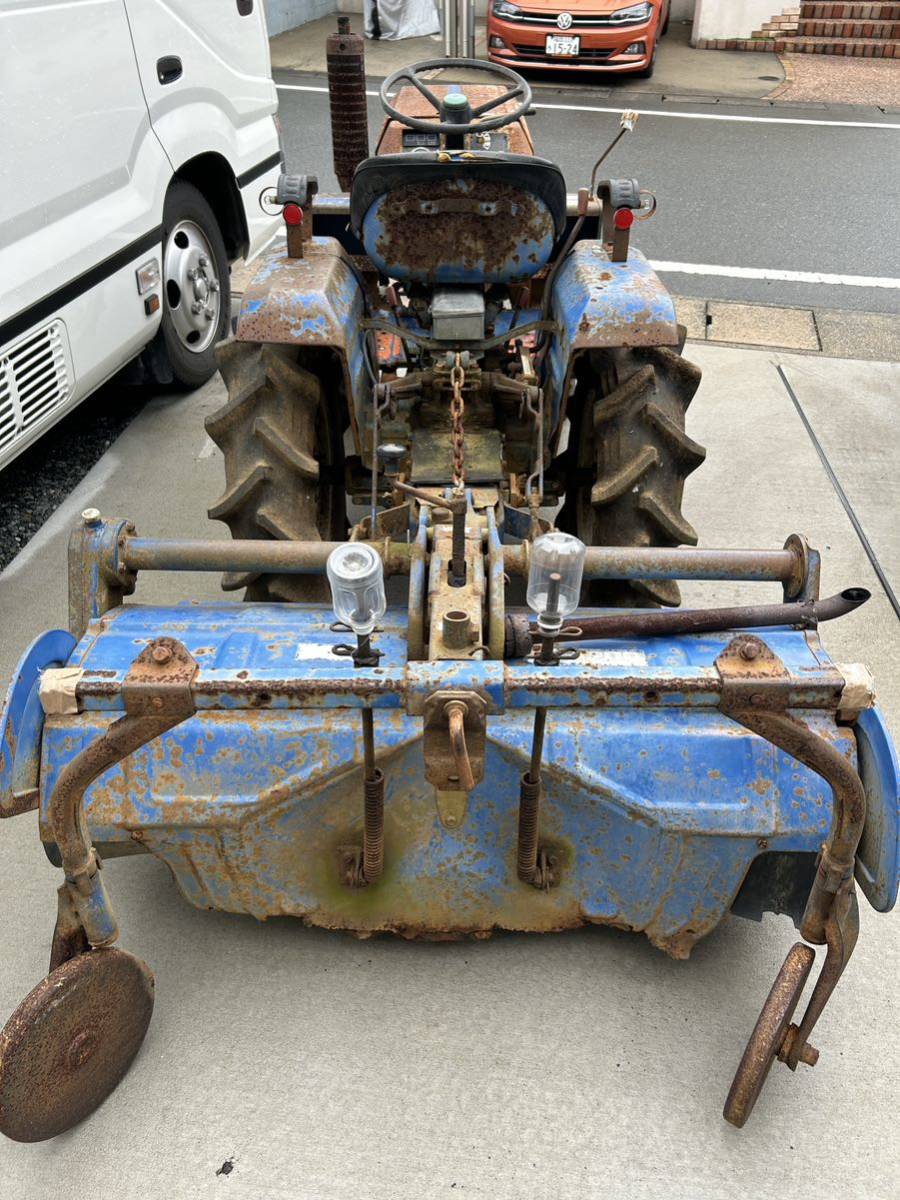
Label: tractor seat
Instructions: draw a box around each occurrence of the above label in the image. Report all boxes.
[349,152,567,285]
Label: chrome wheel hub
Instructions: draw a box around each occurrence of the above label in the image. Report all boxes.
[164,219,221,353]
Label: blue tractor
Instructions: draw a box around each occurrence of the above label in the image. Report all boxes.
[0,30,897,1140]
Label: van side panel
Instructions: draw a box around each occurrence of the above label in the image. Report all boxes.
[0,0,170,329]
[0,0,170,470]
[123,0,281,260]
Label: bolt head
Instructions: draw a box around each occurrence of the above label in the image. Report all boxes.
[151,644,173,666]
[741,641,761,661]
[191,300,203,314]
[208,279,219,293]
[198,255,209,268]
[81,508,101,526]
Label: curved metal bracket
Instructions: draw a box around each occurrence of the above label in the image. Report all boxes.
[717,633,867,1125]
[47,638,198,949]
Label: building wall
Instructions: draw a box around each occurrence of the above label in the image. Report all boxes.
[692,0,774,40]
[264,0,337,37]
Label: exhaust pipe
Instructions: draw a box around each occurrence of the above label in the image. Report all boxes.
[326,17,370,192]
[505,588,871,656]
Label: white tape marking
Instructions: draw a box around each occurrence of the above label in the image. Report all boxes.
[649,260,900,289]
[274,83,900,131]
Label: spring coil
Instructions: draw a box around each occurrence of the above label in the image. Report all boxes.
[517,772,541,884]
[363,768,385,884]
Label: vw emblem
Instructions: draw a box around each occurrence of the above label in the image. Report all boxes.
[556,11,573,29]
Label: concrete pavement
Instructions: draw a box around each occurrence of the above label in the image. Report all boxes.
[0,339,897,1198]
[270,17,787,99]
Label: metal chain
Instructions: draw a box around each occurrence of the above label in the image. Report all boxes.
[450,352,466,491]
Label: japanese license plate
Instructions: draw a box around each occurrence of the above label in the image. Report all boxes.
[545,34,580,56]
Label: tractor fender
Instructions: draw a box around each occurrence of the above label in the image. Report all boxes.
[0,629,76,818]
[234,237,369,453]
[855,706,900,912]
[545,242,680,429]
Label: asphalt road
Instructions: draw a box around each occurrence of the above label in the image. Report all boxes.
[274,77,900,315]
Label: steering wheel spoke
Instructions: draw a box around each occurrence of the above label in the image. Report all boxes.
[380,58,532,137]
[392,66,443,113]
[471,84,524,119]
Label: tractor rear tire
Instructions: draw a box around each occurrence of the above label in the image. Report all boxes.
[206,340,347,602]
[557,345,706,607]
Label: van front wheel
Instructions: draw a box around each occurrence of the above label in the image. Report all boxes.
[152,180,231,389]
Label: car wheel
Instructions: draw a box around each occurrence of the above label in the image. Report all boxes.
[153,180,231,389]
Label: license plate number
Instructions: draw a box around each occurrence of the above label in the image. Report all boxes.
[545,34,580,56]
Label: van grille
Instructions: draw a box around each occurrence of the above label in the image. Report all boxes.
[0,322,72,453]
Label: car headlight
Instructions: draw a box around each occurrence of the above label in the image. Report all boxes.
[492,0,523,18]
[610,2,653,23]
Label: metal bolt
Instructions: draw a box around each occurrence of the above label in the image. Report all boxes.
[81,508,101,526]
[198,255,208,268]
[151,644,173,666]
[799,1043,819,1067]
[205,308,214,320]
[741,641,761,661]
[208,280,219,293]
[191,301,203,314]
[749,692,766,707]
[188,268,199,281]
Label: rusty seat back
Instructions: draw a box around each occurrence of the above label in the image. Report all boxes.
[349,152,566,285]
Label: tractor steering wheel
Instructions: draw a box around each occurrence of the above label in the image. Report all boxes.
[380,59,532,136]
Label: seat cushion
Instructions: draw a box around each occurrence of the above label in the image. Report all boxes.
[350,152,567,284]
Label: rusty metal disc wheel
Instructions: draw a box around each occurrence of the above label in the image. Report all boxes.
[723,942,815,1129]
[0,948,154,1142]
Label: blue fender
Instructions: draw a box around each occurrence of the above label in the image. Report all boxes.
[855,706,900,911]
[544,242,680,430]
[1,628,75,818]
[234,238,369,456]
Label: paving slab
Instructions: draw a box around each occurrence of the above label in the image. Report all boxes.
[706,300,820,350]
[0,346,898,1199]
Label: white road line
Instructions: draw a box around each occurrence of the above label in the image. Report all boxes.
[650,261,900,289]
[274,82,900,131]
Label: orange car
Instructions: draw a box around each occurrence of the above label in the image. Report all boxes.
[487,0,670,76]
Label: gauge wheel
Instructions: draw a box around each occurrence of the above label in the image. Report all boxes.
[156,180,231,389]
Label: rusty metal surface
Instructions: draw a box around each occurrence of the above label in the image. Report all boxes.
[504,542,809,589]
[722,943,815,1129]
[327,18,369,191]
[121,536,412,577]
[364,174,555,285]
[0,948,153,1143]
[233,240,368,454]
[537,588,869,647]
[376,84,534,156]
[48,639,198,948]
[423,691,486,792]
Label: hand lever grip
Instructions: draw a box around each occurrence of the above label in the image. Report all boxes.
[445,701,475,792]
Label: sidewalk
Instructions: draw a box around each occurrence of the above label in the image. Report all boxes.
[270,17,786,98]
[0,339,898,1199]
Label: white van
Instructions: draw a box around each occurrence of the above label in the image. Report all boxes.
[0,0,282,471]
